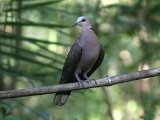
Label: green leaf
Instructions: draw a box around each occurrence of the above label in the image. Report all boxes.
[4,114,20,120]
[5,0,64,11]
[14,100,48,120]
[0,33,71,47]
[35,43,66,59]
[0,22,70,28]
[0,66,45,81]
[0,41,64,65]
[0,113,3,120]
[0,50,61,70]
[0,103,11,114]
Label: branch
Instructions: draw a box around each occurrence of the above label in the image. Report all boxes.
[0,68,160,99]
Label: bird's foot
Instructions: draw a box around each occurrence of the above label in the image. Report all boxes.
[85,78,98,85]
[92,79,98,85]
[77,79,85,88]
[105,75,109,77]
[83,74,93,84]
[75,74,84,87]
[86,78,94,84]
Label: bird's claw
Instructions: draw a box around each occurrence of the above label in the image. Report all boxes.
[77,79,85,88]
[86,78,93,83]
[85,78,98,85]
[105,75,109,77]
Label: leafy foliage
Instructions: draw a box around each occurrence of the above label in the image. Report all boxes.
[0,0,160,120]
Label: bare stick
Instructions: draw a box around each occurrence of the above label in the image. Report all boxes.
[0,68,160,99]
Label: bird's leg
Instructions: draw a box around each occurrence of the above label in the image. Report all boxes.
[83,73,98,85]
[75,74,84,88]
[83,73,93,84]
[75,74,83,82]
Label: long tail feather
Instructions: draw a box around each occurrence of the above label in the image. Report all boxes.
[53,92,71,106]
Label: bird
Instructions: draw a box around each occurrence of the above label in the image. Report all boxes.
[53,16,105,106]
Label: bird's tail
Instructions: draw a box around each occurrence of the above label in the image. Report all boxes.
[53,92,71,106]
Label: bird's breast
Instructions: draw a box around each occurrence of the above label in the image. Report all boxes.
[77,31,101,73]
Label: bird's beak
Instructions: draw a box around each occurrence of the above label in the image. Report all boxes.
[72,22,78,28]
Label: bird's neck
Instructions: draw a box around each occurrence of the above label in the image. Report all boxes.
[81,27,92,34]
[81,24,92,29]
[79,27,99,45]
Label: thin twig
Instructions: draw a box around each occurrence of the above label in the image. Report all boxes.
[0,68,160,99]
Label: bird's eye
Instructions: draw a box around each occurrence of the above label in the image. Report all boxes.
[81,19,86,22]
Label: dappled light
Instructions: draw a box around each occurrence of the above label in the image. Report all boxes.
[119,50,132,65]
[0,0,160,120]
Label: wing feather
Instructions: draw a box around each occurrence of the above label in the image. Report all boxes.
[59,42,82,84]
[54,42,82,106]
[87,45,105,77]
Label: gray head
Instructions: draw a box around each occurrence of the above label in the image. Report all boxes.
[73,16,92,28]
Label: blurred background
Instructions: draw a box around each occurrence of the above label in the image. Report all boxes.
[0,0,160,120]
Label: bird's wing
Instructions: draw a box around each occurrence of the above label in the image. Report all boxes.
[59,41,82,84]
[87,45,105,77]
[54,42,82,106]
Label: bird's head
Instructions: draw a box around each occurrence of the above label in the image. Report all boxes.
[73,16,92,29]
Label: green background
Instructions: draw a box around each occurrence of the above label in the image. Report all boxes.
[0,0,160,120]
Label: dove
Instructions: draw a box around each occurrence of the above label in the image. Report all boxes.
[53,16,105,106]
